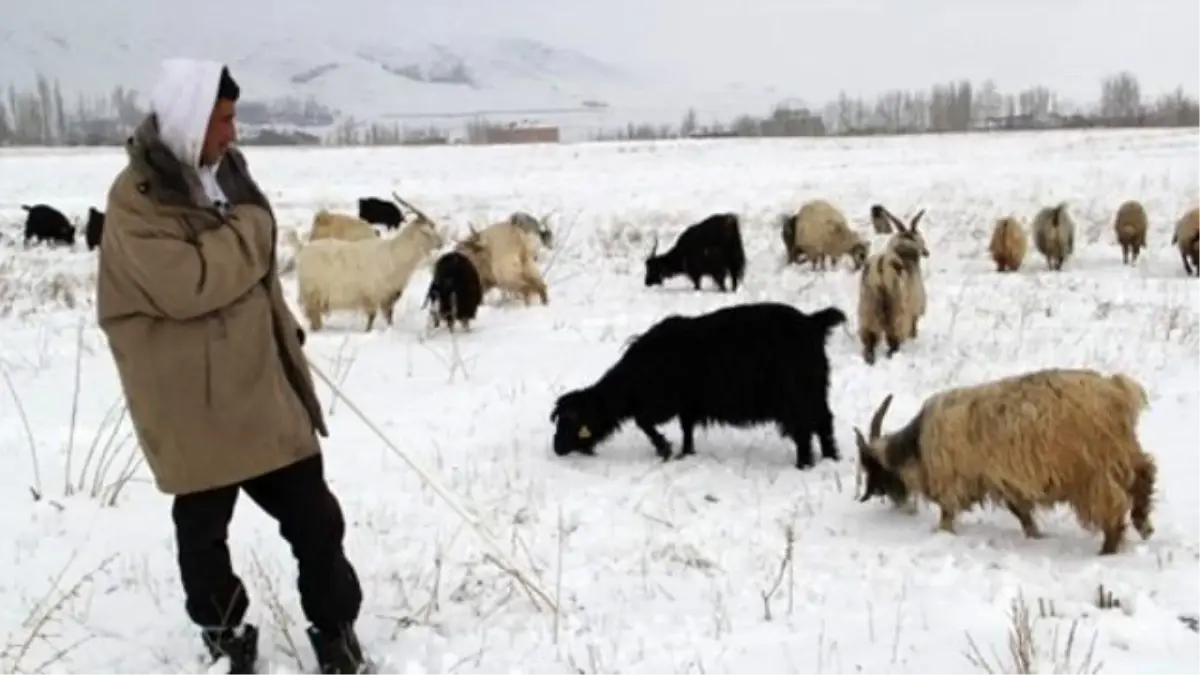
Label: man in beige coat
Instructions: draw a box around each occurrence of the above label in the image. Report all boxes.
[96,58,367,675]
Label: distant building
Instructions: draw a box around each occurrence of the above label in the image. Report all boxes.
[484,125,561,144]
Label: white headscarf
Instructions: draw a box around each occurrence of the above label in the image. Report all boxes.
[149,58,224,170]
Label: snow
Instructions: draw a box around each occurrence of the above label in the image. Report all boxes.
[1,128,1198,674]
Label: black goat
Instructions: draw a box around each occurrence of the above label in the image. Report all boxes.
[644,212,746,292]
[22,204,76,247]
[85,207,105,251]
[423,250,484,332]
[357,196,405,230]
[550,302,846,469]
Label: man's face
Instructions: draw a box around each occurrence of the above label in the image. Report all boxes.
[201,98,237,166]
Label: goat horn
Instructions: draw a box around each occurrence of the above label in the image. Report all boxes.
[909,209,926,230]
[868,394,893,441]
[881,206,908,234]
[392,191,438,227]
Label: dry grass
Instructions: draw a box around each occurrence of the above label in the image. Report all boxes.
[0,252,91,318]
[4,319,141,505]
[964,592,1103,675]
[0,551,117,674]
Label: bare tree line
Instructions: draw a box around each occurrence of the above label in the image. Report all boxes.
[0,70,1194,148]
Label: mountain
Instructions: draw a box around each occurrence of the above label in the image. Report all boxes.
[0,0,785,137]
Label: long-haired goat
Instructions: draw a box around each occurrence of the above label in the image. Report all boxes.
[460,214,549,305]
[874,205,930,260]
[988,216,1028,272]
[358,196,405,230]
[874,206,930,336]
[423,244,486,333]
[857,246,922,365]
[855,368,1157,555]
[1032,202,1076,271]
[22,204,76,247]
[1172,206,1199,276]
[296,217,444,331]
[550,302,846,469]
[779,200,868,270]
[645,213,746,291]
[309,209,378,242]
[1113,200,1148,265]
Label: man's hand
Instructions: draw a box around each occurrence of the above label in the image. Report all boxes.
[229,204,275,260]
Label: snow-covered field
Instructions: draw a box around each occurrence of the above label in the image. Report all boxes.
[0,129,1197,674]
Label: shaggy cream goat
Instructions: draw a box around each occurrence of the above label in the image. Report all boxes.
[779,199,869,271]
[1113,200,1148,265]
[857,246,922,365]
[1171,206,1199,276]
[855,368,1156,555]
[309,209,378,242]
[296,218,444,331]
[1032,202,1075,271]
[873,205,929,336]
[460,216,549,305]
[988,216,1028,272]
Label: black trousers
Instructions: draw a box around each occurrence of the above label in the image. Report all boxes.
[171,454,363,633]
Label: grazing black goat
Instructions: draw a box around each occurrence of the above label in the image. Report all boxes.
[22,204,76,247]
[644,212,746,292]
[423,250,485,332]
[85,207,105,251]
[550,301,846,469]
[357,196,405,230]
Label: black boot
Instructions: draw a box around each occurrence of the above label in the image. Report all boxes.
[306,624,368,674]
[201,623,259,674]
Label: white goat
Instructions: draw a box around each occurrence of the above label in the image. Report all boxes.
[296,216,444,332]
[309,209,378,242]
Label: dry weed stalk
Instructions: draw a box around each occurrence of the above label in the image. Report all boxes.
[553,506,566,653]
[10,325,141,505]
[0,551,117,674]
[249,553,306,672]
[964,592,1103,674]
[1,363,42,500]
[418,327,476,383]
[760,520,797,621]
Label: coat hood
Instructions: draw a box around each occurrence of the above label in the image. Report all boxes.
[149,58,225,169]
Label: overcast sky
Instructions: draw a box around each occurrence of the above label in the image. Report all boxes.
[15,0,1200,105]
[451,0,1199,102]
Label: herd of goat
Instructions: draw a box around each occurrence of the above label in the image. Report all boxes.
[8,191,1200,556]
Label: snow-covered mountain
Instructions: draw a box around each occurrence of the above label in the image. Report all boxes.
[0,0,785,134]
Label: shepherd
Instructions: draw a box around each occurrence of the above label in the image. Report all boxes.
[95,58,370,675]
